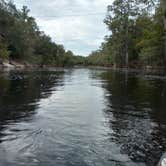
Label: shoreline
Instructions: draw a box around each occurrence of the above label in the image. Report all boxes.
[85,65,166,76]
[0,60,166,78]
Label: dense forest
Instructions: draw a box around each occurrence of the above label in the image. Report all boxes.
[87,0,166,68]
[0,0,166,69]
[0,0,85,67]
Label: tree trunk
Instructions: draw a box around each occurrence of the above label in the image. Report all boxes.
[125,46,129,67]
[125,24,129,67]
[162,0,166,64]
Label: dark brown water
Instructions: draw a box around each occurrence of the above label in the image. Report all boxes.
[0,69,165,166]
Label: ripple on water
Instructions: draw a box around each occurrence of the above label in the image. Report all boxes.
[0,69,165,166]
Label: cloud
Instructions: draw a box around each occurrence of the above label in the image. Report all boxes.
[14,0,113,56]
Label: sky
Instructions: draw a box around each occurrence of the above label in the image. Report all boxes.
[14,0,113,56]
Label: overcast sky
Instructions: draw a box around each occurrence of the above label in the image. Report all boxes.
[14,0,113,56]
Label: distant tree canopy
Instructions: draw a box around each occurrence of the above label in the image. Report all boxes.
[87,0,166,68]
[0,0,84,66]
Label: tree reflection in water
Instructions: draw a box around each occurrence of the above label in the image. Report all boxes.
[101,71,166,166]
[0,70,65,139]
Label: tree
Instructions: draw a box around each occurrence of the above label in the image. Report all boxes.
[136,7,164,65]
[88,0,165,68]
[0,40,10,59]
[138,0,166,63]
[0,0,78,66]
[161,0,166,63]
[104,0,139,67]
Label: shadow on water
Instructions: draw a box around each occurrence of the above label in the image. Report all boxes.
[0,70,65,140]
[100,70,166,166]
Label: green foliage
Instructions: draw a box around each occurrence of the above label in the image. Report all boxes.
[136,7,164,65]
[86,50,111,66]
[0,41,10,59]
[0,0,165,68]
[0,1,80,66]
[87,0,165,68]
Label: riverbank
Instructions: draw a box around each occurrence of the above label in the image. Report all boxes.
[0,59,40,70]
[86,65,166,77]
[0,59,166,78]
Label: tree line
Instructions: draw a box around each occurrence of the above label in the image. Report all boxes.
[1,0,165,69]
[86,0,166,68]
[0,0,85,66]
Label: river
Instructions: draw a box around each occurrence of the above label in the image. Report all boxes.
[0,68,165,166]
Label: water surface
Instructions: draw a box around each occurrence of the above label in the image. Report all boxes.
[0,69,165,166]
